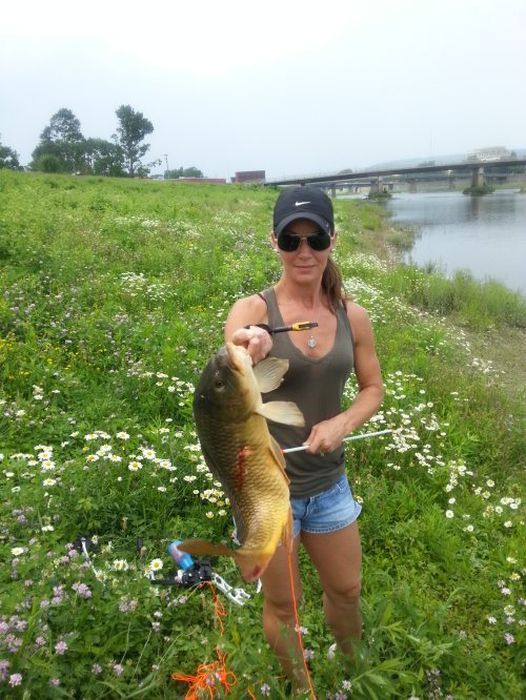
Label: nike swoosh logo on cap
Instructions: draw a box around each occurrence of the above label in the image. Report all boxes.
[294,201,310,206]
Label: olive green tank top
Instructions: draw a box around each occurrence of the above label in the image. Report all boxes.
[260,287,354,498]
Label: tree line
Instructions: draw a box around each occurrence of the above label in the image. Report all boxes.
[0,106,203,179]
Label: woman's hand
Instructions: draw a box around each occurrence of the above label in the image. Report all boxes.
[304,414,348,455]
[231,325,273,365]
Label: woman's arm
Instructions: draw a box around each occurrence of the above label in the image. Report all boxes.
[224,295,273,365]
[305,302,384,454]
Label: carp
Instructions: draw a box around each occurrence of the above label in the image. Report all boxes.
[180,342,304,581]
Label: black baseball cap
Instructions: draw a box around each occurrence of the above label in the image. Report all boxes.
[273,186,334,236]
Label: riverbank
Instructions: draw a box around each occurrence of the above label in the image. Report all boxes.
[0,171,524,698]
[379,189,526,300]
[353,199,526,400]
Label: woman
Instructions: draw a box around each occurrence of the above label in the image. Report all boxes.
[225,186,383,690]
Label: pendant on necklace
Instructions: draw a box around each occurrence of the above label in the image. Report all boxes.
[307,335,317,349]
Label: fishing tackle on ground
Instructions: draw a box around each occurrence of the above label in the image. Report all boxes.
[167,540,195,571]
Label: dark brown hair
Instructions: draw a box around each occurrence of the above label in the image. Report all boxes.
[322,256,349,312]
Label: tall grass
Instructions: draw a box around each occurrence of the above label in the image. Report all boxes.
[0,171,524,698]
[383,264,526,329]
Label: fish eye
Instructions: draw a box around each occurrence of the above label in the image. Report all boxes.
[214,378,225,390]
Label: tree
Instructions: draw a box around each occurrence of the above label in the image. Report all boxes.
[0,137,22,170]
[113,105,154,177]
[165,166,204,179]
[84,138,125,177]
[30,108,86,173]
[41,108,83,145]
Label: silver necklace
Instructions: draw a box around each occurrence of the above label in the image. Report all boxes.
[307,334,317,349]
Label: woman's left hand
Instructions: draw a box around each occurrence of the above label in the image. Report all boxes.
[304,414,348,455]
[231,325,272,365]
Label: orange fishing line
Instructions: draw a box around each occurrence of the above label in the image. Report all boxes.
[171,557,316,697]
[171,648,237,699]
[171,582,236,697]
[287,545,317,699]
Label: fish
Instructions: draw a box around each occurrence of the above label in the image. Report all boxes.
[179,342,304,582]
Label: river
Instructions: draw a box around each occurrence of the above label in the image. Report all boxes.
[381,189,526,297]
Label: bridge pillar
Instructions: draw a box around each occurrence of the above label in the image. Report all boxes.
[369,177,381,194]
[448,171,455,190]
[330,186,336,198]
[471,166,485,189]
[408,179,417,193]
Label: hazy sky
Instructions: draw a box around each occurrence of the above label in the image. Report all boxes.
[2,0,525,179]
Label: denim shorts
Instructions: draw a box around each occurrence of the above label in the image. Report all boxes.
[291,473,362,537]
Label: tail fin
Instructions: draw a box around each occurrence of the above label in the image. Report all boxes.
[235,552,274,582]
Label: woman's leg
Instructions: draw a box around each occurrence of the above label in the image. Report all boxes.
[260,535,308,688]
[301,522,362,657]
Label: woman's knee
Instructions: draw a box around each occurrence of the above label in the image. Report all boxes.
[325,578,361,606]
[264,594,302,622]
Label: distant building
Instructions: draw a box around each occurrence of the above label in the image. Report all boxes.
[467,146,513,162]
[232,170,266,184]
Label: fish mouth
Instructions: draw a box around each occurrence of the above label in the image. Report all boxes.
[225,342,248,373]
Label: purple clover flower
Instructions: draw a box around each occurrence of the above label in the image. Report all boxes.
[54,640,68,655]
[9,673,23,687]
[72,582,92,599]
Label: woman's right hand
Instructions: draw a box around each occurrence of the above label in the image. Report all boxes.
[231,326,273,365]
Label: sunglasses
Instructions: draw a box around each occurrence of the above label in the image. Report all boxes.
[276,230,332,252]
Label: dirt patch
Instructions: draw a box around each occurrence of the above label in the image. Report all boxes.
[466,326,526,402]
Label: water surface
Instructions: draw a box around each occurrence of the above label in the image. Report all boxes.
[383,190,526,297]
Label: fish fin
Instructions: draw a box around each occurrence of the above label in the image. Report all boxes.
[178,539,235,558]
[235,506,294,581]
[233,550,275,582]
[281,507,294,554]
[268,436,289,480]
[256,400,305,427]
[252,357,289,393]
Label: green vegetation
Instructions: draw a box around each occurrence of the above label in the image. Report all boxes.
[0,171,524,698]
[30,106,156,177]
[367,190,392,201]
[165,167,204,179]
[0,138,22,171]
[462,183,495,196]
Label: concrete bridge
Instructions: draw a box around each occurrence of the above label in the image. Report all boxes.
[265,159,526,194]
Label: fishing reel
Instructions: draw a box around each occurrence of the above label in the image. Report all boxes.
[158,540,251,605]
[151,558,213,588]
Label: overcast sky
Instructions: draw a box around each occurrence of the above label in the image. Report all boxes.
[2,0,524,179]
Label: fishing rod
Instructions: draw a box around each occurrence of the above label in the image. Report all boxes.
[282,428,393,454]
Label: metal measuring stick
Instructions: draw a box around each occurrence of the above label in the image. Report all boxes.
[282,429,393,454]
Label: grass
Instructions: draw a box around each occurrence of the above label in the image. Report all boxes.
[0,171,524,698]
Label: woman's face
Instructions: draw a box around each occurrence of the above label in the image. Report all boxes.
[272,218,336,282]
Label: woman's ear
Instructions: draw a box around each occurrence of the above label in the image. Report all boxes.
[269,231,279,252]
